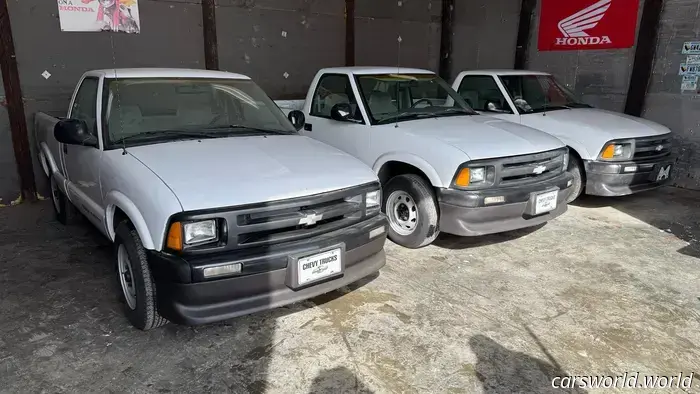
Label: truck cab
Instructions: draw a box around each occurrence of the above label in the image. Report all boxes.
[35,68,388,330]
[452,70,674,201]
[279,67,574,249]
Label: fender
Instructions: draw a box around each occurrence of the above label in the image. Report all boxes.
[373,152,444,187]
[104,190,156,250]
[555,136,592,162]
[40,142,68,195]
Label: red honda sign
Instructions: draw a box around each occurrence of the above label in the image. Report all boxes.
[538,0,640,51]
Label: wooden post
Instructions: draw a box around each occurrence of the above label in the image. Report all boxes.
[0,0,36,201]
[201,0,219,70]
[514,0,536,69]
[345,0,356,66]
[624,0,663,117]
[439,0,455,81]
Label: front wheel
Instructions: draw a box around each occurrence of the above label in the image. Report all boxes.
[382,174,440,249]
[114,221,168,331]
[566,156,585,203]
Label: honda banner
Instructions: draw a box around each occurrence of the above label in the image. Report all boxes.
[538,0,639,51]
[57,0,140,33]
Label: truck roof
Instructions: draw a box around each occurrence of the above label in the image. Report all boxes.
[319,66,436,75]
[85,68,251,80]
[457,69,552,77]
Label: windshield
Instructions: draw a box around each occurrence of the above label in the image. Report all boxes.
[498,75,591,114]
[102,78,296,147]
[355,74,477,125]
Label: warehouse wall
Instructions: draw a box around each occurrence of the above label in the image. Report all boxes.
[450,0,522,81]
[216,0,346,99]
[642,0,700,190]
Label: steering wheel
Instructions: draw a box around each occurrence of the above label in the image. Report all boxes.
[411,98,433,109]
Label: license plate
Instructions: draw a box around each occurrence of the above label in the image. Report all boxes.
[534,190,558,215]
[297,248,342,286]
[656,164,672,181]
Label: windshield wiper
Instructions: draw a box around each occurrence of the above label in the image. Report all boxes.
[202,125,294,135]
[376,112,437,125]
[435,107,477,116]
[118,130,223,143]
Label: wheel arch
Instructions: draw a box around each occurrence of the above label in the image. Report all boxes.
[374,154,444,187]
[104,191,156,250]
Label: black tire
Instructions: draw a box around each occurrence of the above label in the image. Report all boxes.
[382,174,440,249]
[566,155,585,203]
[49,175,79,225]
[114,221,168,331]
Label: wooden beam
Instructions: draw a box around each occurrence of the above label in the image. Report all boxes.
[0,0,36,201]
[201,0,219,70]
[345,0,356,66]
[514,0,536,69]
[438,0,455,80]
[624,0,663,117]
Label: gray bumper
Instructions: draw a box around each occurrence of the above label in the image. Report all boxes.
[584,158,674,197]
[437,172,573,237]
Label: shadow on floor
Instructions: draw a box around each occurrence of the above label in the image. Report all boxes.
[433,223,546,250]
[309,367,373,394]
[470,333,587,394]
[572,187,700,259]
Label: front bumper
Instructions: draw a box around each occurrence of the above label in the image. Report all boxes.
[437,171,573,236]
[147,214,388,325]
[585,158,674,197]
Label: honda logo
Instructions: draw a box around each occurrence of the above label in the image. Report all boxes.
[533,165,547,175]
[556,0,612,46]
[299,213,323,226]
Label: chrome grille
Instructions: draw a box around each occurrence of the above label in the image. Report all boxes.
[497,149,567,187]
[633,135,672,160]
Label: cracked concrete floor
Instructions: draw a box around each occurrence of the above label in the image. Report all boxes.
[1,187,699,393]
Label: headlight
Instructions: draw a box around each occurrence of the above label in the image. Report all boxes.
[366,190,381,214]
[184,220,218,245]
[454,166,489,187]
[600,142,633,160]
[562,149,570,171]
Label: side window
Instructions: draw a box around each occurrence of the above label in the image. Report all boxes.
[457,76,512,113]
[70,77,100,137]
[310,74,362,121]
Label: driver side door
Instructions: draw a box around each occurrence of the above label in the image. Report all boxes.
[301,73,369,162]
[456,75,521,124]
[63,76,105,227]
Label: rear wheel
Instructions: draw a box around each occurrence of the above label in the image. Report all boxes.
[566,156,585,203]
[50,175,79,225]
[115,221,168,331]
[383,174,440,249]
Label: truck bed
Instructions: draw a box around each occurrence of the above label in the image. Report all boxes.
[34,112,61,177]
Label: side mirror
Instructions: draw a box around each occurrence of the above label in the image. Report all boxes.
[287,110,306,131]
[54,119,97,147]
[330,103,354,122]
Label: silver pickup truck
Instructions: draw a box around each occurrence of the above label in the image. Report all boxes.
[35,68,387,330]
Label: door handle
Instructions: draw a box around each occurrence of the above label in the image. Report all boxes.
[304,123,313,132]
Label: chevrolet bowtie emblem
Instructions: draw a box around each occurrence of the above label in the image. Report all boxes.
[299,213,323,226]
[533,165,547,175]
[655,145,664,152]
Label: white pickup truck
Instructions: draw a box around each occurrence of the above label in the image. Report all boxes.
[35,68,387,330]
[278,67,574,248]
[452,70,674,202]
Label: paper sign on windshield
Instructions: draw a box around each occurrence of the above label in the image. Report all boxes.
[57,0,140,33]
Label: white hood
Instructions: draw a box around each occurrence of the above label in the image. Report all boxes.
[390,115,565,161]
[127,135,378,211]
[521,108,671,139]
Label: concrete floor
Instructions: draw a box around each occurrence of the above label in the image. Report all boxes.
[1,187,699,393]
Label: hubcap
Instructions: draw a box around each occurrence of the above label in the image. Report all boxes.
[117,245,137,310]
[50,178,61,214]
[386,190,419,236]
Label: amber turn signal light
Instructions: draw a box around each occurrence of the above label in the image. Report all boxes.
[601,144,616,159]
[166,222,183,251]
[455,168,471,187]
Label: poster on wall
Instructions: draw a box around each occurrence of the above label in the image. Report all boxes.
[538,0,640,51]
[57,0,140,33]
